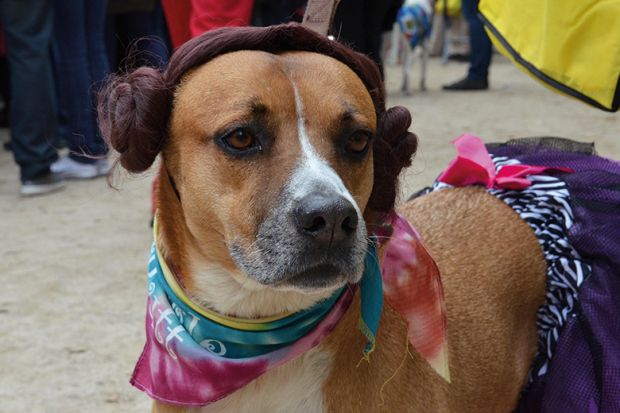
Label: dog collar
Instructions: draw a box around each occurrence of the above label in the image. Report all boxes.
[131,223,383,406]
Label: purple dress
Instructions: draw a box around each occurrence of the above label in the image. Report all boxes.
[489,138,620,413]
[420,137,620,412]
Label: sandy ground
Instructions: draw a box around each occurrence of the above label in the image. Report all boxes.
[1,56,618,413]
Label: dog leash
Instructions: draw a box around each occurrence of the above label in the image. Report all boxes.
[302,0,341,36]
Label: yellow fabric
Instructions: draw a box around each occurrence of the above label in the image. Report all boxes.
[435,0,461,17]
[479,0,620,111]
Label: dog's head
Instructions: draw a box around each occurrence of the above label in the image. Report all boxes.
[166,50,378,291]
[100,24,417,297]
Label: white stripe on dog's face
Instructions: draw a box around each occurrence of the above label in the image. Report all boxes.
[289,85,362,217]
[226,82,368,292]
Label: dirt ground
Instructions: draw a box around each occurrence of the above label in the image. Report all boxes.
[1,56,618,413]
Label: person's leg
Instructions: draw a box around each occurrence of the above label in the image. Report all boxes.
[118,6,170,69]
[461,0,492,81]
[0,55,10,128]
[52,0,97,163]
[333,0,368,56]
[0,29,10,127]
[363,0,403,78]
[442,0,491,90]
[333,0,400,77]
[83,0,109,158]
[0,0,59,182]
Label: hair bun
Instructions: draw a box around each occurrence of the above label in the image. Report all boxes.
[367,106,419,213]
[381,106,418,167]
[98,66,172,173]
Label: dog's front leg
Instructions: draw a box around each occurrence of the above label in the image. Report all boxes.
[419,43,428,92]
[401,36,412,95]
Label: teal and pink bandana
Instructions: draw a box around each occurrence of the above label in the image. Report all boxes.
[132,212,453,407]
[131,235,383,406]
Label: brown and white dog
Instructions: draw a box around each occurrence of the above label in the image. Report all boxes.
[100,24,546,413]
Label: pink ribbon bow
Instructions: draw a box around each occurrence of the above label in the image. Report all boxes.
[438,134,572,190]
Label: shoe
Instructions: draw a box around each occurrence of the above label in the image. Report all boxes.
[442,77,488,91]
[95,158,111,176]
[51,155,107,179]
[21,172,65,197]
[448,53,471,63]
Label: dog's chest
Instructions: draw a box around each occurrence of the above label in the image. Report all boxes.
[189,347,332,413]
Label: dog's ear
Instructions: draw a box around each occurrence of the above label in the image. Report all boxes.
[367,106,418,213]
[98,67,172,173]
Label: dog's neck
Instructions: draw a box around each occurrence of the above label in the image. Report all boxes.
[156,170,335,319]
[183,242,337,318]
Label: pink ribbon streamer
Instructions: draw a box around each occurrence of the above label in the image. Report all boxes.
[381,212,451,382]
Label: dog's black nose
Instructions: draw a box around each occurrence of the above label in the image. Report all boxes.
[294,192,358,247]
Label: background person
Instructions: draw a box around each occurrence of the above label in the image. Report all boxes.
[333,0,404,78]
[442,0,492,90]
[51,0,111,179]
[0,0,63,196]
[106,0,170,71]
[162,0,255,49]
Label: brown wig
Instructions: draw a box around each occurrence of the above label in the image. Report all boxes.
[98,23,418,214]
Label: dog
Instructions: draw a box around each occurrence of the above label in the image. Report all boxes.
[395,0,434,94]
[99,23,618,413]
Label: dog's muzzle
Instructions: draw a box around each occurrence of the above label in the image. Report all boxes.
[230,190,367,291]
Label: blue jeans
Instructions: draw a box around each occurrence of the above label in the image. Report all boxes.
[52,0,109,163]
[106,1,170,70]
[0,0,59,181]
[462,0,492,81]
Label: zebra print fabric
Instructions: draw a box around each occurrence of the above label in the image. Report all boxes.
[421,154,591,380]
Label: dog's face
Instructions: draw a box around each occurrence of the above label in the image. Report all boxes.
[166,50,376,293]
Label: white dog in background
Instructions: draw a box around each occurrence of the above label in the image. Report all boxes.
[393,0,434,94]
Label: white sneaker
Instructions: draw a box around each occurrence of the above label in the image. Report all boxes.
[95,159,111,176]
[51,156,106,179]
[20,172,65,197]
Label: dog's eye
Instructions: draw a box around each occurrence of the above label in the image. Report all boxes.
[345,131,371,155]
[218,128,262,155]
[224,130,256,150]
